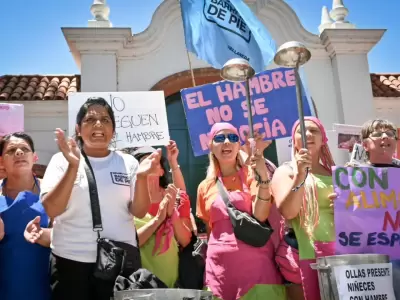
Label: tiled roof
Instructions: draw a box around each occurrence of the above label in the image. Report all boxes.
[0,75,80,101]
[371,74,400,97]
[0,73,399,100]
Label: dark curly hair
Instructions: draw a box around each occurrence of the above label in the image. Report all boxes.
[121,147,170,189]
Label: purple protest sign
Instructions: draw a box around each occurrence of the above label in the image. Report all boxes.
[333,166,400,259]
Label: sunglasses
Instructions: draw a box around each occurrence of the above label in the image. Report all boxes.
[370,130,396,139]
[213,133,240,144]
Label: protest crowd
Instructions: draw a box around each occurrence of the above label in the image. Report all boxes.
[1,0,399,300]
[1,95,399,300]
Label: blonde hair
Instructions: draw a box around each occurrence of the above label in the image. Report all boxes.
[206,152,244,180]
[294,145,335,239]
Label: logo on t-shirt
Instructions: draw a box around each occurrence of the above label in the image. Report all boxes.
[110,172,130,186]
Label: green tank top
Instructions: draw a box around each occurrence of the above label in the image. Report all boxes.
[135,215,179,287]
[291,174,335,260]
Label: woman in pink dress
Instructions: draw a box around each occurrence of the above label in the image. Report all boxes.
[196,122,286,300]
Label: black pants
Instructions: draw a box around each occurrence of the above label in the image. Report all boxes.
[50,254,115,300]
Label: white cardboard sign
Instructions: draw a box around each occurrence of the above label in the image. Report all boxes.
[68,92,170,149]
[334,263,395,300]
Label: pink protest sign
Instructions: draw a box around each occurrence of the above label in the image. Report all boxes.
[0,103,24,136]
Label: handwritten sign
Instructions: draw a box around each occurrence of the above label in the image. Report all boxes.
[68,92,169,148]
[334,263,395,300]
[180,67,313,156]
[0,103,24,136]
[333,167,400,259]
[350,143,368,165]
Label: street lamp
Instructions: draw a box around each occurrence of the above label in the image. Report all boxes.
[274,41,311,149]
[220,58,256,138]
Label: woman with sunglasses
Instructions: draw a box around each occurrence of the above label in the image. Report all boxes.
[0,132,51,300]
[196,122,286,300]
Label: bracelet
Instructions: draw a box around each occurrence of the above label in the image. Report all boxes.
[257,195,271,202]
[291,170,308,191]
[256,178,271,187]
[292,181,305,192]
[255,172,270,186]
[169,165,180,173]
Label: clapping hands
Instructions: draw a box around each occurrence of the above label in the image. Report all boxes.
[24,216,43,244]
[55,129,80,167]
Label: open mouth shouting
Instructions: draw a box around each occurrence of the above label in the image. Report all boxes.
[221,148,233,156]
[91,131,105,140]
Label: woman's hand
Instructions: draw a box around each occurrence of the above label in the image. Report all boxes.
[250,149,269,181]
[294,148,312,175]
[137,149,162,178]
[328,193,337,208]
[166,140,179,166]
[55,128,80,167]
[0,216,4,241]
[165,184,178,217]
[154,197,168,225]
[242,130,272,155]
[24,216,43,244]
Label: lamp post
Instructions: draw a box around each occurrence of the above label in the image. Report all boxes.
[220,58,256,138]
[274,41,311,149]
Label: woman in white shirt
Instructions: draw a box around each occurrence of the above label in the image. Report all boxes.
[40,97,161,300]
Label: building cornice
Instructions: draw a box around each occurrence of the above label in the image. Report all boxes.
[63,0,335,69]
[320,29,386,58]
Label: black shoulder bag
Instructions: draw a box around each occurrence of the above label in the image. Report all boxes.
[82,152,141,282]
[177,232,207,289]
[216,179,273,247]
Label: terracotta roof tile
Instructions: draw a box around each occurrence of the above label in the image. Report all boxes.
[0,73,399,100]
[370,74,400,97]
[0,75,80,101]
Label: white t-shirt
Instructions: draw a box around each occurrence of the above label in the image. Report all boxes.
[40,151,139,263]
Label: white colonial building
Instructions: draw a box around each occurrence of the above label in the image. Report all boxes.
[0,0,399,202]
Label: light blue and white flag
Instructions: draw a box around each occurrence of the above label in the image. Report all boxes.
[180,0,276,73]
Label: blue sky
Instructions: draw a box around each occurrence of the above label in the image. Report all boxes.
[0,0,398,75]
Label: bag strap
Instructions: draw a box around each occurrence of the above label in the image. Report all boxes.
[81,151,103,239]
[82,150,140,246]
[216,179,234,209]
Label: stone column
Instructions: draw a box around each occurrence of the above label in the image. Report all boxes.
[321,28,385,126]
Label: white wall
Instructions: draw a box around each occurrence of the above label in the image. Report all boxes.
[6,101,68,165]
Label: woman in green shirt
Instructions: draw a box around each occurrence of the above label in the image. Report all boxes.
[272,117,336,300]
[131,142,192,287]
